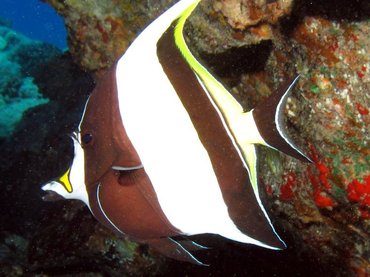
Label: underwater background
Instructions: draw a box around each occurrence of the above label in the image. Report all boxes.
[0,0,66,49]
[0,0,369,276]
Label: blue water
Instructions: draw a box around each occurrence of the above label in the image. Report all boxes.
[0,0,67,49]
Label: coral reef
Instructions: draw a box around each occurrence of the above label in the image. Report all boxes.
[28,202,166,276]
[213,0,293,30]
[258,14,370,275]
[0,23,61,138]
[43,0,177,71]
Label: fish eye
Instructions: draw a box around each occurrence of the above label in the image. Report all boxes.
[82,133,93,145]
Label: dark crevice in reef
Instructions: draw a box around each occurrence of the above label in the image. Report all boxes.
[281,0,370,36]
[199,40,273,84]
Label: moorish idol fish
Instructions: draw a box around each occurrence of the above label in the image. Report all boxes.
[41,0,310,265]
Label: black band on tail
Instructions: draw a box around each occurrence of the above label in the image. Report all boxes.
[252,75,312,163]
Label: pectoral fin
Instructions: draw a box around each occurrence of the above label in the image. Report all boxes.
[111,165,180,236]
[111,165,144,171]
[111,165,144,187]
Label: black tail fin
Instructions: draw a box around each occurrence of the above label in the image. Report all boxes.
[252,75,312,163]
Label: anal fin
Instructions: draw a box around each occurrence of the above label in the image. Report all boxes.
[171,236,209,251]
[147,237,208,266]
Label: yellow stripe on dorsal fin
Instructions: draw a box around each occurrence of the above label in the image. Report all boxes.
[174,3,267,192]
[174,2,244,121]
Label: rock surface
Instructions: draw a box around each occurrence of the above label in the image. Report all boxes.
[44,0,177,71]
[213,0,293,30]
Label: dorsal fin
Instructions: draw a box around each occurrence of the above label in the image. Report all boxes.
[252,75,312,163]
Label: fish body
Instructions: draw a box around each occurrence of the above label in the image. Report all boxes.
[42,0,310,265]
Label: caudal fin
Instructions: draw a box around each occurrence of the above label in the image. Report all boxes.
[252,75,312,163]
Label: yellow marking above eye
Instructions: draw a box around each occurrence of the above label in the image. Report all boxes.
[59,168,73,193]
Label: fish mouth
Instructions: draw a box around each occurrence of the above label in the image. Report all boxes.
[41,189,64,202]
